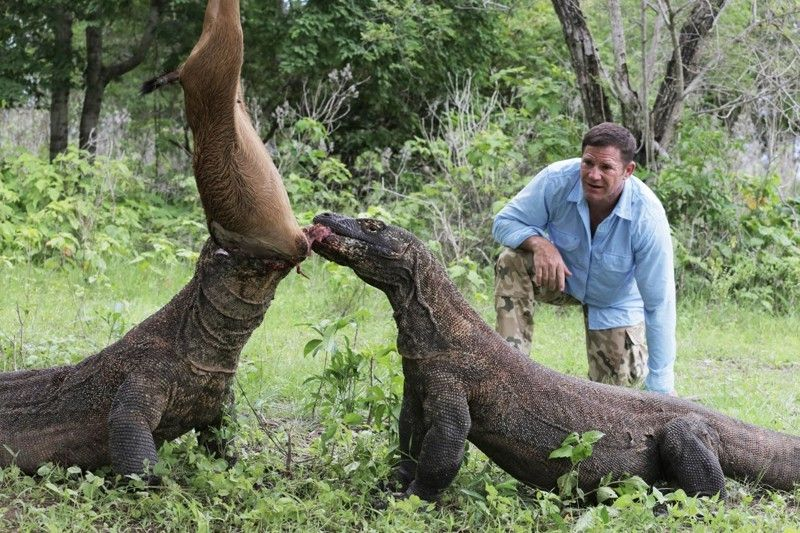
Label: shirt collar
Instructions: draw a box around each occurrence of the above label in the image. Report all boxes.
[615,178,633,220]
[567,173,634,221]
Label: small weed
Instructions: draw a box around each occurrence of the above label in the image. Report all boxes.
[301,312,402,453]
[548,429,604,502]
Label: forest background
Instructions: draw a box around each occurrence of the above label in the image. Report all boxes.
[1,0,800,529]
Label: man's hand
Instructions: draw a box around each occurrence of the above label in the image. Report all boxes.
[520,236,572,292]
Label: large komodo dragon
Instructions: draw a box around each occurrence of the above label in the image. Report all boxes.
[0,239,293,479]
[311,212,800,502]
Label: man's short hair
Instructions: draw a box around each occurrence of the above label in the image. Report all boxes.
[581,122,637,163]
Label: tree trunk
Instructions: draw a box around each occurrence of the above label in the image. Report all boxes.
[78,0,164,155]
[49,10,73,161]
[650,0,728,150]
[607,0,642,150]
[80,25,104,153]
[550,0,613,126]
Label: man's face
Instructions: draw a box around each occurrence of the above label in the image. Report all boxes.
[580,145,635,209]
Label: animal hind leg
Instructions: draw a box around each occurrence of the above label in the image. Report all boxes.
[658,415,726,497]
[180,0,243,112]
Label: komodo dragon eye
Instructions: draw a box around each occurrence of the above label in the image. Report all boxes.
[362,220,386,233]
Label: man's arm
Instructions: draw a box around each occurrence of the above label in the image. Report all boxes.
[493,164,573,291]
[633,210,677,394]
[492,167,554,249]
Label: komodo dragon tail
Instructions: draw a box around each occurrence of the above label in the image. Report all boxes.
[716,416,800,491]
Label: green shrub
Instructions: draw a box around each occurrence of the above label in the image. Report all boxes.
[655,121,800,312]
[301,311,403,454]
[0,146,204,279]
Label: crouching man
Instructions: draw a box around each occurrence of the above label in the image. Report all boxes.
[492,122,676,394]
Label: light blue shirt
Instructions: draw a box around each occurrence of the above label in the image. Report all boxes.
[492,158,676,393]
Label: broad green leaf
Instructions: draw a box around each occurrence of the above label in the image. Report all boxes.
[596,486,617,503]
[548,445,573,459]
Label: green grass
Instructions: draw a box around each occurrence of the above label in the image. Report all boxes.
[1,256,799,531]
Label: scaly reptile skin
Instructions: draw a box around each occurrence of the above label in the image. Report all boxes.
[311,212,800,502]
[0,239,291,478]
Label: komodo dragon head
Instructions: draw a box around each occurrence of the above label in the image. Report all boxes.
[195,237,296,304]
[311,212,484,358]
[310,212,418,290]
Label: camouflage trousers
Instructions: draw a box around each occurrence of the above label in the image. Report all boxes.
[494,247,648,387]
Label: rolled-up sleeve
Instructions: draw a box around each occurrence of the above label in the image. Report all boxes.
[492,167,553,248]
[633,209,676,393]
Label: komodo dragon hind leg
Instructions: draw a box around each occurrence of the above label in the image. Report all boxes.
[658,415,726,498]
[108,376,167,484]
[197,384,238,466]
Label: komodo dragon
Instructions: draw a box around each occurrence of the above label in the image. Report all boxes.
[310,212,800,502]
[0,238,293,479]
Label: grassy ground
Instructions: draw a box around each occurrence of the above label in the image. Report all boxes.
[1,256,799,531]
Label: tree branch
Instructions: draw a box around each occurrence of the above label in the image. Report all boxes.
[550,0,613,126]
[607,0,643,140]
[650,0,728,150]
[102,0,165,83]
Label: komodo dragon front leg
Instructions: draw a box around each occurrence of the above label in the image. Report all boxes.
[108,374,168,479]
[401,383,471,502]
[196,384,238,465]
[110,378,239,478]
[657,415,726,497]
[391,386,424,492]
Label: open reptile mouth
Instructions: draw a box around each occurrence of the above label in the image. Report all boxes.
[311,212,361,245]
[304,222,333,245]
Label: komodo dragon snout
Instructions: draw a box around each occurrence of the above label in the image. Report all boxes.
[312,212,413,286]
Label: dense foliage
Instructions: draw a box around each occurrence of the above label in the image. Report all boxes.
[0,147,204,279]
[3,0,798,307]
[2,108,799,310]
[656,121,800,312]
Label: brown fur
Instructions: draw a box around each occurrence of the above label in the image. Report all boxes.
[145,0,308,262]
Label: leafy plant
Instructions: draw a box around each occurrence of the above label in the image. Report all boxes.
[0,146,204,278]
[548,430,604,501]
[446,256,488,301]
[655,119,800,313]
[92,300,130,345]
[301,312,403,453]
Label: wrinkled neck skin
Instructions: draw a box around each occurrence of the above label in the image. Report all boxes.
[177,242,291,374]
[384,250,482,360]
